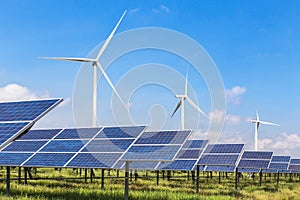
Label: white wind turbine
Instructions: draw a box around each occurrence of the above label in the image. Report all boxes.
[171,71,208,130]
[40,11,127,127]
[251,111,279,151]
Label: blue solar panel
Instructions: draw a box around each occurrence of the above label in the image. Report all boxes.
[0,152,32,166]
[241,151,273,159]
[238,168,260,173]
[66,153,123,168]
[19,129,62,140]
[40,140,88,152]
[158,160,197,170]
[198,154,239,166]
[121,161,160,170]
[204,144,244,154]
[96,126,145,139]
[271,156,291,163]
[205,165,236,172]
[290,159,300,164]
[2,140,47,152]
[82,139,134,152]
[135,131,190,145]
[182,140,208,149]
[0,122,32,148]
[288,165,300,171]
[24,153,74,167]
[176,149,202,159]
[238,159,270,169]
[122,145,181,161]
[269,163,289,170]
[0,99,62,122]
[55,128,101,139]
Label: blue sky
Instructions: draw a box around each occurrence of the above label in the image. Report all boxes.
[0,1,300,155]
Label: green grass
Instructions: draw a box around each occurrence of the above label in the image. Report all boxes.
[0,168,300,199]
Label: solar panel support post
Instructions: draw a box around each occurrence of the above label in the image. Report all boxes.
[235,167,238,190]
[101,169,105,189]
[18,167,21,184]
[162,170,165,179]
[196,165,200,195]
[259,170,262,187]
[24,167,28,185]
[134,170,138,182]
[90,169,93,183]
[117,170,119,178]
[276,171,279,189]
[124,161,130,200]
[6,166,10,197]
[156,171,159,185]
[191,171,195,184]
[84,168,87,183]
[187,171,190,180]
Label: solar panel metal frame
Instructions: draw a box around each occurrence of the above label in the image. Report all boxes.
[237,150,273,171]
[288,158,300,173]
[263,155,291,173]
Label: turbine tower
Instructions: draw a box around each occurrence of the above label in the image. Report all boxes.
[40,10,127,127]
[171,71,208,130]
[251,111,279,151]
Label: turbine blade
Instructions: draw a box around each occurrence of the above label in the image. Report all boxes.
[38,57,95,63]
[96,62,127,109]
[256,110,259,121]
[186,97,208,118]
[259,121,279,126]
[96,10,127,61]
[171,100,182,117]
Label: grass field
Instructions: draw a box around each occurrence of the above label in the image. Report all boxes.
[0,167,300,200]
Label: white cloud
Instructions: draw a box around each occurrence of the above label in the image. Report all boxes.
[153,5,171,13]
[0,83,48,101]
[208,109,225,123]
[226,86,246,105]
[258,132,300,150]
[226,114,241,125]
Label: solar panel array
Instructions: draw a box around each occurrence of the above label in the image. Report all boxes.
[197,144,244,172]
[158,139,208,171]
[263,155,291,173]
[0,126,146,168]
[121,130,191,162]
[0,99,62,149]
[288,159,300,172]
[238,151,273,173]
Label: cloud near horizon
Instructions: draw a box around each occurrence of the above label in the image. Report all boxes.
[258,132,300,151]
[226,86,246,105]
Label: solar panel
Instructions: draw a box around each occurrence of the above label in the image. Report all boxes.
[263,155,291,173]
[0,126,146,169]
[0,121,33,149]
[0,152,33,166]
[55,128,101,139]
[237,151,273,170]
[24,153,75,167]
[238,168,260,173]
[121,130,191,162]
[66,153,123,168]
[271,156,291,163]
[0,99,62,122]
[269,163,289,170]
[290,159,300,164]
[18,129,62,140]
[120,161,160,170]
[205,165,236,172]
[156,139,208,171]
[96,126,145,139]
[198,154,239,166]
[204,144,244,154]
[288,159,300,172]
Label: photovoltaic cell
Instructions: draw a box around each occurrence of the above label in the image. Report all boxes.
[0,152,32,166]
[120,161,160,170]
[238,168,260,173]
[18,129,62,140]
[204,144,244,154]
[241,151,273,160]
[40,140,88,152]
[24,153,75,167]
[238,159,270,169]
[2,140,47,152]
[205,165,236,172]
[0,99,62,122]
[198,154,239,166]
[96,126,146,139]
[55,128,101,139]
[271,156,291,163]
[268,163,289,170]
[290,159,300,164]
[176,149,203,159]
[135,130,190,145]
[122,145,182,161]
[82,139,134,152]
[182,140,208,149]
[66,153,123,168]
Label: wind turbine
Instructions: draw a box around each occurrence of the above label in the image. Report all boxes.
[171,71,208,130]
[40,10,127,127]
[251,111,279,151]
